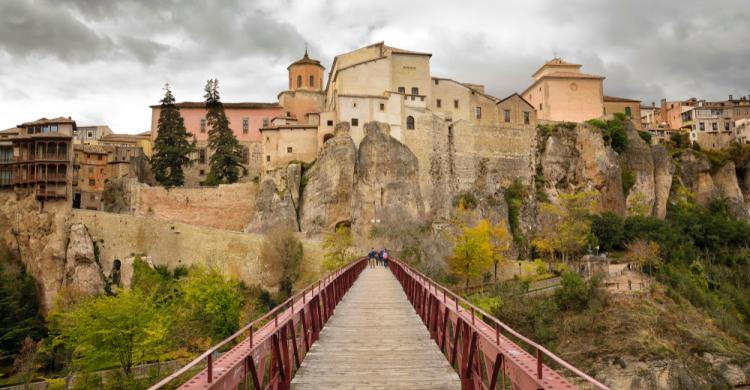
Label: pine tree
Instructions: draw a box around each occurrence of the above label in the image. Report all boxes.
[204,79,244,185]
[151,84,196,188]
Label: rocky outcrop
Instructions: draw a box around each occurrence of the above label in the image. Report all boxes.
[621,127,655,216]
[650,145,674,219]
[675,149,717,207]
[712,162,749,220]
[245,164,301,233]
[300,122,357,234]
[64,223,105,295]
[538,124,625,215]
[352,121,424,234]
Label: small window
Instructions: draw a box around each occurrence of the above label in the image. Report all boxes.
[297,75,302,88]
[712,122,718,131]
[87,132,93,138]
[287,147,293,153]
[454,99,459,109]
[436,99,441,108]
[262,118,269,127]
[434,79,439,85]
[242,118,249,133]
[406,116,415,130]
[89,179,96,186]
[539,103,543,111]
[199,169,205,175]
[398,86,405,94]
[475,107,482,119]
[523,111,530,125]
[411,87,419,95]
[700,122,705,131]
[624,107,632,117]
[200,119,206,133]
[309,75,314,87]
[353,102,357,108]
[97,155,103,160]
[504,110,511,123]
[199,149,206,164]
[379,103,385,111]
[725,122,730,131]
[266,155,271,162]
[351,118,359,126]
[327,120,333,126]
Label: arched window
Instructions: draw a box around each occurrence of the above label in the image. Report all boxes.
[309,75,314,87]
[406,116,415,130]
[624,106,632,118]
[297,75,302,88]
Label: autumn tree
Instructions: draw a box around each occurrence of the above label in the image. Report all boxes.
[532,191,599,263]
[625,239,661,274]
[261,226,304,298]
[450,221,492,290]
[488,220,512,283]
[151,84,196,188]
[322,226,354,272]
[204,79,244,185]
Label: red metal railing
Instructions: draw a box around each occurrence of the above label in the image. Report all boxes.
[389,259,610,390]
[148,258,367,390]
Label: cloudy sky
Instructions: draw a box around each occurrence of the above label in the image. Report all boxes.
[1,0,748,133]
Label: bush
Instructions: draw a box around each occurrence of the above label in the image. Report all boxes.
[621,165,636,196]
[590,212,625,251]
[638,130,652,144]
[587,116,628,154]
[554,272,598,311]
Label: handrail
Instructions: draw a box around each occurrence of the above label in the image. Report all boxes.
[148,257,367,390]
[390,259,609,390]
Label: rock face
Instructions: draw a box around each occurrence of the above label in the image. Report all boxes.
[538,123,625,215]
[64,223,105,295]
[300,122,357,234]
[621,127,655,216]
[711,162,749,219]
[352,121,425,234]
[245,163,301,233]
[650,145,674,219]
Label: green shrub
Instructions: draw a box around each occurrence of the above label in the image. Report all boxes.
[638,130,652,144]
[554,272,597,311]
[590,212,625,251]
[621,165,636,196]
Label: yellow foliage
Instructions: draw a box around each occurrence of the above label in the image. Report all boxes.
[450,220,493,289]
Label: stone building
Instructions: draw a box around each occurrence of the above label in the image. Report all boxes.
[73,125,113,144]
[603,96,642,128]
[496,93,537,129]
[150,102,283,185]
[73,144,109,210]
[99,132,153,158]
[522,58,605,123]
[0,117,75,202]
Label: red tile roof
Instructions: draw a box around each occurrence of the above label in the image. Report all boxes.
[150,102,281,109]
[604,95,641,103]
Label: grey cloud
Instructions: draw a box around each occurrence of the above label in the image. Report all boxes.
[118,36,168,64]
[0,0,113,61]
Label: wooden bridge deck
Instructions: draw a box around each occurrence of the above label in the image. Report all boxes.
[291,266,462,390]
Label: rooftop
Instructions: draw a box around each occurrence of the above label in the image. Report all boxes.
[288,50,325,69]
[18,117,76,128]
[604,95,641,103]
[150,102,281,109]
[531,57,583,78]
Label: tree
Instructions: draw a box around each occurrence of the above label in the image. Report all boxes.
[261,226,304,298]
[180,266,242,341]
[488,220,512,283]
[450,221,492,290]
[47,290,169,377]
[625,239,661,274]
[151,84,196,188]
[204,79,244,184]
[589,212,624,251]
[532,191,599,263]
[627,191,651,217]
[0,260,46,366]
[321,226,354,272]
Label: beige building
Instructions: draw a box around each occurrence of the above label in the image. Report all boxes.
[74,125,113,144]
[522,58,605,123]
[603,96,642,128]
[496,93,537,129]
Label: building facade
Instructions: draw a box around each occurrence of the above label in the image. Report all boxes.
[603,96,642,129]
[73,125,113,144]
[73,144,109,210]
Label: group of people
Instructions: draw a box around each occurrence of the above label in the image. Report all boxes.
[367,248,389,268]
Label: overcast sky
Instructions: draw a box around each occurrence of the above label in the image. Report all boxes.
[1,0,748,133]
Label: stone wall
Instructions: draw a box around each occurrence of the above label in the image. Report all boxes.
[132,182,257,231]
[71,210,324,287]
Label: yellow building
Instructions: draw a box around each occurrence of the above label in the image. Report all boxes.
[522,58,605,123]
[99,132,152,158]
[603,96,642,129]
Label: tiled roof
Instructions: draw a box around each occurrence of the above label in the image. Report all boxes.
[19,117,76,127]
[542,71,604,80]
[604,95,641,103]
[150,102,281,109]
[288,50,324,69]
[75,144,111,154]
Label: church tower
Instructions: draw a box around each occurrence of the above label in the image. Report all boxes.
[288,49,324,92]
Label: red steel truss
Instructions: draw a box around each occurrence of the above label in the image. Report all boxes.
[389,259,609,390]
[148,258,367,390]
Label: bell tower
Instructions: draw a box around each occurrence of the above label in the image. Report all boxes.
[288,48,324,92]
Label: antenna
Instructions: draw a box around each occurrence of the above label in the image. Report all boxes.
[304,42,308,56]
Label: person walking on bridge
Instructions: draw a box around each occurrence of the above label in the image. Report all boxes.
[368,248,376,268]
[382,248,389,268]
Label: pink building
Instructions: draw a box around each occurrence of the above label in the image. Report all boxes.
[150,102,283,186]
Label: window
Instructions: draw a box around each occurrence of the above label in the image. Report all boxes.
[309,75,314,87]
[434,79,439,85]
[353,102,357,108]
[287,147,293,153]
[523,111,530,125]
[297,75,302,88]
[475,107,482,119]
[89,179,95,186]
[199,148,206,164]
[88,167,93,174]
[242,118,249,133]
[379,103,385,111]
[87,131,93,138]
[327,120,333,126]
[266,155,271,162]
[406,116,415,130]
[243,147,249,163]
[725,122,730,131]
[504,110,511,122]
[398,86,405,94]
[454,99,459,109]
[262,117,269,127]
[411,87,419,95]
[712,122,718,131]
[199,169,205,175]
[700,122,705,131]
[200,119,206,133]
[539,103,543,111]
[97,155,103,161]
[351,118,359,126]
[436,99,442,108]
[625,107,632,117]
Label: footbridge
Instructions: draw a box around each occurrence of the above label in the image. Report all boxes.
[149,259,609,390]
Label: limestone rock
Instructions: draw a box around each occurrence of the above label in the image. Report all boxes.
[352,121,424,234]
[621,127,655,216]
[675,149,717,207]
[651,145,674,219]
[245,164,301,233]
[711,162,749,220]
[64,223,105,295]
[300,122,357,234]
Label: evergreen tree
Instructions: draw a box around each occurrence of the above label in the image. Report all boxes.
[151,84,195,188]
[204,79,244,185]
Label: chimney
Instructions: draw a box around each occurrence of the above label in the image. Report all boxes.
[729,94,734,101]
